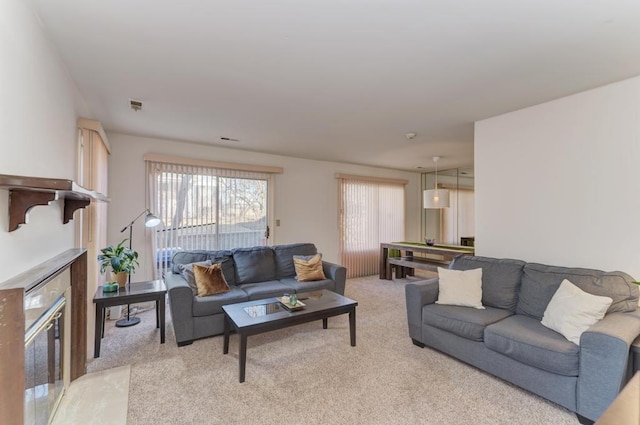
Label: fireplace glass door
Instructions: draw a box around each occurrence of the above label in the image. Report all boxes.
[24,296,65,425]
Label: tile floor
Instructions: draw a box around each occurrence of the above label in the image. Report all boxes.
[51,365,130,425]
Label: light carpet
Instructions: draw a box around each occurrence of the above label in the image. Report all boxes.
[88,275,578,425]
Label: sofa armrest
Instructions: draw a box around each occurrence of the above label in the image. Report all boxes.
[322,261,347,295]
[577,308,640,421]
[164,273,196,345]
[405,278,439,341]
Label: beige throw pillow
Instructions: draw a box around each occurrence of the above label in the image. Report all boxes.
[436,267,485,309]
[193,263,231,297]
[541,279,613,345]
[293,254,326,282]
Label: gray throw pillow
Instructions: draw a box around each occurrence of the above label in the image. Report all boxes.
[178,260,212,294]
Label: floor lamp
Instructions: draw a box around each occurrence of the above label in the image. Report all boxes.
[115,209,161,328]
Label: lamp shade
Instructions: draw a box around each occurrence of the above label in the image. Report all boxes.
[423,189,450,208]
[144,212,161,228]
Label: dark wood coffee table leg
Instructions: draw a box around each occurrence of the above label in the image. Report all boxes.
[223,315,230,354]
[349,308,356,346]
[322,318,328,329]
[239,333,247,383]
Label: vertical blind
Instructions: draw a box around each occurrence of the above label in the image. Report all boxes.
[146,158,275,278]
[338,175,406,278]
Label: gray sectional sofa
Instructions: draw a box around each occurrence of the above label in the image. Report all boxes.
[165,243,346,346]
[406,255,640,423]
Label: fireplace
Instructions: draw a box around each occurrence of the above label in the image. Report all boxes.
[0,250,87,425]
[23,269,70,425]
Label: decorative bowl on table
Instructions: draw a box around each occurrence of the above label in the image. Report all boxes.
[102,281,119,293]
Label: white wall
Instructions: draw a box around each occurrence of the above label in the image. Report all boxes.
[0,0,89,282]
[475,75,640,278]
[107,133,422,281]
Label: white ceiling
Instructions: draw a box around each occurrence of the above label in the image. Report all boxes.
[32,0,640,172]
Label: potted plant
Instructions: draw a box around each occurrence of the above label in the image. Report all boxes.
[98,239,139,288]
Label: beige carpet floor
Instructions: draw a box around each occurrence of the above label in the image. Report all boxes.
[88,275,579,425]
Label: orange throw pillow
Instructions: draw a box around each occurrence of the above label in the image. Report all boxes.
[193,263,230,297]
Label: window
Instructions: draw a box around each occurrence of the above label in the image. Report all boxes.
[145,155,281,277]
[338,174,406,278]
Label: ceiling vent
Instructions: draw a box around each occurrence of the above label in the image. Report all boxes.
[220,137,240,142]
[130,99,143,111]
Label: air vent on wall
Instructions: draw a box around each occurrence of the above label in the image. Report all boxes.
[130,99,143,111]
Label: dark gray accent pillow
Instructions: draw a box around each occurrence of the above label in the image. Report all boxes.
[515,263,638,320]
[207,254,236,286]
[273,243,318,278]
[177,260,212,294]
[171,250,210,274]
[232,246,276,284]
[450,256,525,312]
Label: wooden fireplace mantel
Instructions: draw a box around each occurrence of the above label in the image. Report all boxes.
[0,249,88,425]
[0,174,109,231]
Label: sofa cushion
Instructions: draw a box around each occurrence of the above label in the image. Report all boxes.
[192,287,249,317]
[541,279,612,345]
[450,256,525,312]
[436,267,484,309]
[273,243,318,278]
[232,246,276,284]
[516,263,638,321]
[238,280,291,300]
[484,315,580,377]
[422,304,512,342]
[280,277,335,294]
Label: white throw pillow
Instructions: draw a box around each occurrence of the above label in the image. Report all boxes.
[436,267,485,309]
[541,279,613,345]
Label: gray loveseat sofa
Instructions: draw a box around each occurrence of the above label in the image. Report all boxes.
[165,243,347,346]
[405,255,640,423]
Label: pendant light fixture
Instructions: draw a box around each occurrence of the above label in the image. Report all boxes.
[423,156,450,208]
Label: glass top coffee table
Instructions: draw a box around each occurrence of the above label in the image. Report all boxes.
[222,290,358,383]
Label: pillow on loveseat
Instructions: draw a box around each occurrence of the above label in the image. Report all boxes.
[541,279,612,345]
[436,267,485,309]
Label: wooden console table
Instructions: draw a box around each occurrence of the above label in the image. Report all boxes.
[379,242,474,280]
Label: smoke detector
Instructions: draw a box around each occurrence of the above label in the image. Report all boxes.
[405,132,417,141]
[130,99,143,112]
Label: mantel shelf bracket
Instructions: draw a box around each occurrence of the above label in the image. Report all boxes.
[63,198,91,224]
[9,190,57,232]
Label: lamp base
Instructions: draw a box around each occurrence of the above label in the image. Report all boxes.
[115,317,141,327]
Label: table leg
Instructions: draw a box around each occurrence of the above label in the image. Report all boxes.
[159,297,165,344]
[349,308,356,347]
[155,299,160,329]
[323,318,328,329]
[380,246,389,279]
[239,333,247,383]
[94,305,103,358]
[223,315,230,354]
[101,308,105,338]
